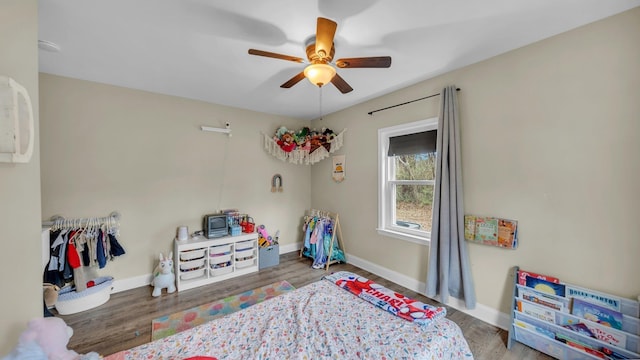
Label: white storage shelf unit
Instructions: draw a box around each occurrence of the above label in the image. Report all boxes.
[175,233,258,292]
[507,266,640,360]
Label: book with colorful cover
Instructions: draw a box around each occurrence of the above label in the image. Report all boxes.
[497,218,518,248]
[563,323,596,338]
[558,313,628,348]
[464,215,476,241]
[526,276,566,297]
[517,299,556,324]
[572,298,624,330]
[474,217,498,245]
[464,215,518,248]
[518,269,561,286]
[566,285,622,312]
[519,287,566,312]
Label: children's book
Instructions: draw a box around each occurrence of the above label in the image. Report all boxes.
[517,300,556,324]
[464,215,518,249]
[497,218,517,248]
[557,313,628,348]
[566,285,622,312]
[464,215,476,241]
[519,287,566,312]
[526,276,566,297]
[474,217,498,245]
[562,323,596,338]
[518,270,560,286]
[572,298,624,330]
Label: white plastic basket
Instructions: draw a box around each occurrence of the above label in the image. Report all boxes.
[55,276,113,315]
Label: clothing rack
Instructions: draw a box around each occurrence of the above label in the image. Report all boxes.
[42,211,121,229]
[300,208,346,271]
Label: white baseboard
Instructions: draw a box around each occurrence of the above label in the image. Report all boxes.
[110,242,511,331]
[111,273,152,294]
[278,242,301,255]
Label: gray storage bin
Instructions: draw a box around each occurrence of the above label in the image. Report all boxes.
[259,244,279,269]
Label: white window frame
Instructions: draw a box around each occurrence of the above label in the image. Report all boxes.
[377,117,438,246]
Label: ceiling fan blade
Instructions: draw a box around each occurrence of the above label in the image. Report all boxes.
[248,49,304,63]
[335,56,392,68]
[330,73,353,94]
[315,17,337,60]
[280,71,306,88]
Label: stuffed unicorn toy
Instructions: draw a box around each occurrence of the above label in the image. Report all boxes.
[151,252,176,297]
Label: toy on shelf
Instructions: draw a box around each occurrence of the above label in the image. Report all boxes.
[151,252,176,297]
[258,225,272,247]
[240,216,255,233]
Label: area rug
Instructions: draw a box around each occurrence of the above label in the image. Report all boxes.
[151,280,295,341]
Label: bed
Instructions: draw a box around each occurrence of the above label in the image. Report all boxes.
[106,271,473,359]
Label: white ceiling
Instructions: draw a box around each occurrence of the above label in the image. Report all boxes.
[38,1,639,120]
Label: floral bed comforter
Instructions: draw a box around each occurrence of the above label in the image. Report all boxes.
[106,277,473,359]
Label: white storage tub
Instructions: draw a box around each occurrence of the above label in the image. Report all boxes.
[56,276,114,315]
[180,248,206,261]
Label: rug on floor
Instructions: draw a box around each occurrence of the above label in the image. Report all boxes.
[151,280,295,341]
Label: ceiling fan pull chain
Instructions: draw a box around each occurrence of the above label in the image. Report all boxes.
[319,87,323,121]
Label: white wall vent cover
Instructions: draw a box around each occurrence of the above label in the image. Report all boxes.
[0,75,34,163]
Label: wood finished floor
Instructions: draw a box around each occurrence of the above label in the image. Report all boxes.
[57,252,552,359]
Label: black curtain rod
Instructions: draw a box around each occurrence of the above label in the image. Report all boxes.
[367,88,461,116]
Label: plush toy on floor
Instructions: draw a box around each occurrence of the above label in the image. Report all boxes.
[1,317,101,360]
[151,252,176,297]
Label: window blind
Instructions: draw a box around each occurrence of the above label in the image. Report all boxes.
[388,130,437,156]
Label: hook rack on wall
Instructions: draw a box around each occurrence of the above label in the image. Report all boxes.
[201,122,232,137]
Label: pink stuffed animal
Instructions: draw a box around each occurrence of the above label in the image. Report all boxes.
[2,317,100,360]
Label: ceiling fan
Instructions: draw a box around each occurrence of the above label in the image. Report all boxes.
[248,17,391,94]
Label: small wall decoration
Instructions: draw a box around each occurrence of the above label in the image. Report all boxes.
[464,215,518,249]
[271,174,283,192]
[263,126,345,165]
[332,155,345,182]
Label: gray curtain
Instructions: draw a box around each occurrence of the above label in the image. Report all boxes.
[426,85,476,309]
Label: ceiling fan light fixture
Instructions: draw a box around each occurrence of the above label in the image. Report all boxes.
[304,63,336,87]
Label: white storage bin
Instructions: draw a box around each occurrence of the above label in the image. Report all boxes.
[235,248,255,260]
[56,276,113,315]
[210,253,232,265]
[180,267,205,280]
[180,258,205,271]
[210,266,233,277]
[235,239,255,251]
[235,258,256,269]
[180,248,206,261]
[209,244,232,256]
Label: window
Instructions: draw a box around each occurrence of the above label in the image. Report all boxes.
[377,118,438,245]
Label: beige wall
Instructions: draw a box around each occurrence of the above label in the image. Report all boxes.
[311,7,640,315]
[0,0,42,354]
[39,74,310,284]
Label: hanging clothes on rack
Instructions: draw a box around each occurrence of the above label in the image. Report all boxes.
[301,213,345,269]
[43,213,125,289]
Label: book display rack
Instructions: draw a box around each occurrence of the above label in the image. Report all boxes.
[507,266,640,359]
